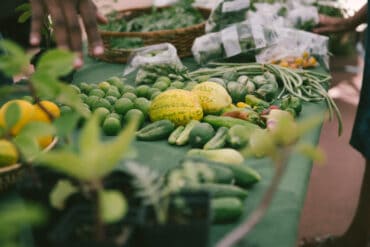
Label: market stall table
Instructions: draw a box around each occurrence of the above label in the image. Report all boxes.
[71,54,327,247]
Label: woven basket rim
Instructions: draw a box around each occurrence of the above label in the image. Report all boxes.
[99,6,209,37]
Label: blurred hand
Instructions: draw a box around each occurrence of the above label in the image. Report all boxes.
[313,15,356,34]
[29,0,108,68]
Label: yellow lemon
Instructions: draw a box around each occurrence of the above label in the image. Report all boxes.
[32,100,61,123]
[0,100,35,136]
[37,135,54,149]
[0,139,18,167]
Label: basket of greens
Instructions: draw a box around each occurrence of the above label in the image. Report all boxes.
[93,2,210,63]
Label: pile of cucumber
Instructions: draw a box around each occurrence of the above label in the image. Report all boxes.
[168,158,261,223]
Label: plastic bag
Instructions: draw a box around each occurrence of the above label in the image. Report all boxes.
[256,28,329,69]
[153,0,180,7]
[286,5,319,30]
[247,3,287,28]
[205,0,251,33]
[124,43,183,76]
[192,0,220,9]
[192,20,277,64]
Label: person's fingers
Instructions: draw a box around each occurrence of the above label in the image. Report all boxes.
[60,0,83,67]
[79,0,104,56]
[45,0,69,49]
[30,0,46,46]
[96,11,108,24]
[312,25,337,34]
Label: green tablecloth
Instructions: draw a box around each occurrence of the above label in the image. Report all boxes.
[72,55,326,247]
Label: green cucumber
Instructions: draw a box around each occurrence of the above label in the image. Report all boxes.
[168,126,185,145]
[175,120,199,146]
[187,148,244,165]
[226,164,261,187]
[136,120,175,141]
[182,158,234,184]
[204,127,228,150]
[211,197,244,223]
[203,115,260,129]
[182,183,248,200]
[227,124,258,149]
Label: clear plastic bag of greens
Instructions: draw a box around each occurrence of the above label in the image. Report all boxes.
[124,43,183,76]
[153,0,180,7]
[192,0,220,9]
[286,5,319,30]
[205,0,251,33]
[256,28,329,69]
[247,3,287,28]
[193,20,277,64]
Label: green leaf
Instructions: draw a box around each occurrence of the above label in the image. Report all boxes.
[37,49,75,77]
[0,126,5,137]
[31,71,61,99]
[18,10,32,23]
[15,3,31,12]
[79,113,100,155]
[99,190,127,223]
[57,84,89,118]
[53,112,80,137]
[36,150,90,180]
[50,180,78,210]
[4,102,20,131]
[296,143,326,164]
[18,122,56,139]
[0,40,30,77]
[13,134,40,162]
[93,116,139,178]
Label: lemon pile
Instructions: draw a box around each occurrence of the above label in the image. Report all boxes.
[0,99,60,167]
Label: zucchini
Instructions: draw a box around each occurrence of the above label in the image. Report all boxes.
[227,124,258,149]
[187,148,244,165]
[204,127,228,150]
[182,183,248,200]
[211,197,244,223]
[203,115,260,129]
[176,120,199,146]
[168,126,185,145]
[136,120,175,141]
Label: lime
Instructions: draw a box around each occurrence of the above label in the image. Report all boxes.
[60,105,72,115]
[135,85,150,98]
[94,107,110,123]
[107,76,123,86]
[150,91,161,100]
[89,88,105,97]
[85,95,100,108]
[109,113,122,121]
[183,81,198,91]
[155,76,171,86]
[171,81,185,89]
[124,109,144,128]
[79,82,91,93]
[105,96,118,105]
[106,88,121,98]
[133,98,151,118]
[148,88,161,98]
[166,86,177,91]
[82,103,90,109]
[122,85,136,94]
[70,84,81,94]
[152,81,169,91]
[114,98,134,115]
[121,92,137,101]
[103,117,121,136]
[98,81,111,92]
[78,93,88,102]
[94,98,112,111]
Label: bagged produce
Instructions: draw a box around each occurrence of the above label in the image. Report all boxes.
[206,0,251,33]
[153,0,180,7]
[255,28,329,69]
[124,43,183,76]
[193,0,220,9]
[192,20,277,64]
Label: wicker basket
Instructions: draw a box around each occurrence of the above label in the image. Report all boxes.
[0,137,58,194]
[90,6,211,63]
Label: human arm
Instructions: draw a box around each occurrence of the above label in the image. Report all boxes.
[29,0,108,67]
[313,4,368,34]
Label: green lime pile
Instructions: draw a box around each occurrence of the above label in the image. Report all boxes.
[73,76,152,136]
